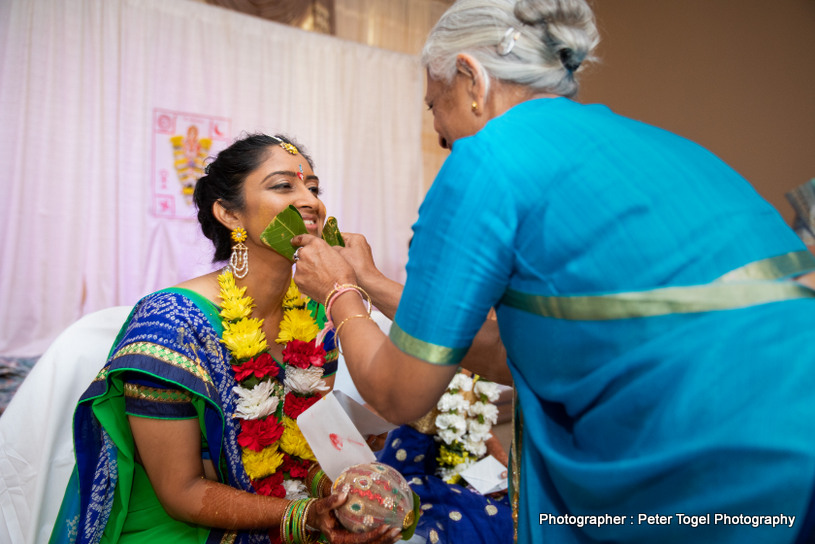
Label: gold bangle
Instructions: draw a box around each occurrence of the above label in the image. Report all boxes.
[334,314,374,354]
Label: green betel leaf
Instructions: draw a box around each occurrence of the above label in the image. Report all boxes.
[260,205,308,261]
[322,216,345,247]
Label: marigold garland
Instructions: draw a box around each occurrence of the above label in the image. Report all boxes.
[218,270,332,499]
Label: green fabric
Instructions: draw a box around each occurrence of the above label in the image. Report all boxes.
[100,464,208,544]
[85,287,224,543]
[91,370,215,542]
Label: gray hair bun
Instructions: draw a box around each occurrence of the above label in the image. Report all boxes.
[421,0,599,99]
[514,0,599,74]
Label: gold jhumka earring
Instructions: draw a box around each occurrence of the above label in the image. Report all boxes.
[230,227,249,278]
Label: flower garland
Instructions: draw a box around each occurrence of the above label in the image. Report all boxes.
[219,269,335,500]
[434,371,500,484]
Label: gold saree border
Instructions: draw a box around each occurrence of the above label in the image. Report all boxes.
[109,341,213,385]
[714,250,815,282]
[389,322,468,366]
[501,251,815,321]
[510,391,522,544]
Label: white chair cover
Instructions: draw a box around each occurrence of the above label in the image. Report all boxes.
[0,306,131,544]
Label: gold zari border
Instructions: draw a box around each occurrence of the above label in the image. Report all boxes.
[714,250,815,282]
[111,341,213,385]
[123,382,193,403]
[389,323,468,366]
[502,251,815,321]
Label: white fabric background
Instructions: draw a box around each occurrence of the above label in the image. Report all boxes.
[0,306,133,544]
[0,0,424,356]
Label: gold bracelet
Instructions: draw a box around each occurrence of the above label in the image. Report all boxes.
[334,314,374,354]
[300,499,312,544]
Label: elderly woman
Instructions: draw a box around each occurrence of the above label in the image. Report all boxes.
[50,134,401,544]
[292,0,815,542]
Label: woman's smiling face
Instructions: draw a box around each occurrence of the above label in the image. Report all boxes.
[238,144,326,247]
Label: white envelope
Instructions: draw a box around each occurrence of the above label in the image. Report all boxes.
[332,389,397,437]
[296,392,376,480]
[459,455,509,495]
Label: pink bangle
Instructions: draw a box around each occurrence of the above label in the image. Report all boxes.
[324,283,371,328]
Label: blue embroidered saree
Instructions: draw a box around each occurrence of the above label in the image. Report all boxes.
[51,289,335,544]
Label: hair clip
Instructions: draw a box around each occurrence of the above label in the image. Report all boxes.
[497,27,521,56]
[280,142,299,155]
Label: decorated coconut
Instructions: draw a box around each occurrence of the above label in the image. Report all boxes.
[332,462,419,536]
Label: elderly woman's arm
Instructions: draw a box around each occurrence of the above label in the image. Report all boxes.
[335,233,513,386]
[294,234,484,422]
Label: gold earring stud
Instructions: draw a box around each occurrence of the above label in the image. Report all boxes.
[471,101,478,113]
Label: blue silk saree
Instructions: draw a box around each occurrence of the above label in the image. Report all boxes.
[392,97,815,543]
[376,425,512,544]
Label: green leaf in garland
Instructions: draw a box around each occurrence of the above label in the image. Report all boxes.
[322,216,345,247]
[260,205,308,261]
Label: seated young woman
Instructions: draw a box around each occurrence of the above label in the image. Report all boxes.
[49,133,401,544]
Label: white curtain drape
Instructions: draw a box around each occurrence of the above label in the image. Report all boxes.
[0,0,424,356]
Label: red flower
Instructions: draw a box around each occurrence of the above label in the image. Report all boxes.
[282,339,326,369]
[283,391,321,419]
[232,352,278,382]
[280,453,311,479]
[254,472,286,497]
[237,417,284,452]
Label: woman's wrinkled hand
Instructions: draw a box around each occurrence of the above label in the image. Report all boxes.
[291,234,357,304]
[309,492,402,544]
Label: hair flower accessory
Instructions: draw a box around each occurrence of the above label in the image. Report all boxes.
[280,142,299,155]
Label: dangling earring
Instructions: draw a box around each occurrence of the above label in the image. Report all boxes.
[471,101,478,113]
[230,227,248,278]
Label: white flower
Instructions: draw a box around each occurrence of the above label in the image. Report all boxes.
[437,427,463,445]
[468,401,499,425]
[437,460,474,482]
[448,373,473,392]
[284,366,328,394]
[474,380,501,402]
[437,392,471,413]
[232,381,281,420]
[467,419,492,438]
[436,413,467,433]
[462,437,488,457]
[436,412,467,445]
[283,478,308,500]
[437,465,458,481]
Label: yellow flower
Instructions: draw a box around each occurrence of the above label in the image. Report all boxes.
[283,279,307,309]
[276,308,320,344]
[220,304,253,323]
[222,318,268,360]
[279,416,316,461]
[242,445,284,480]
[231,227,248,243]
[218,272,255,322]
[437,446,469,468]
